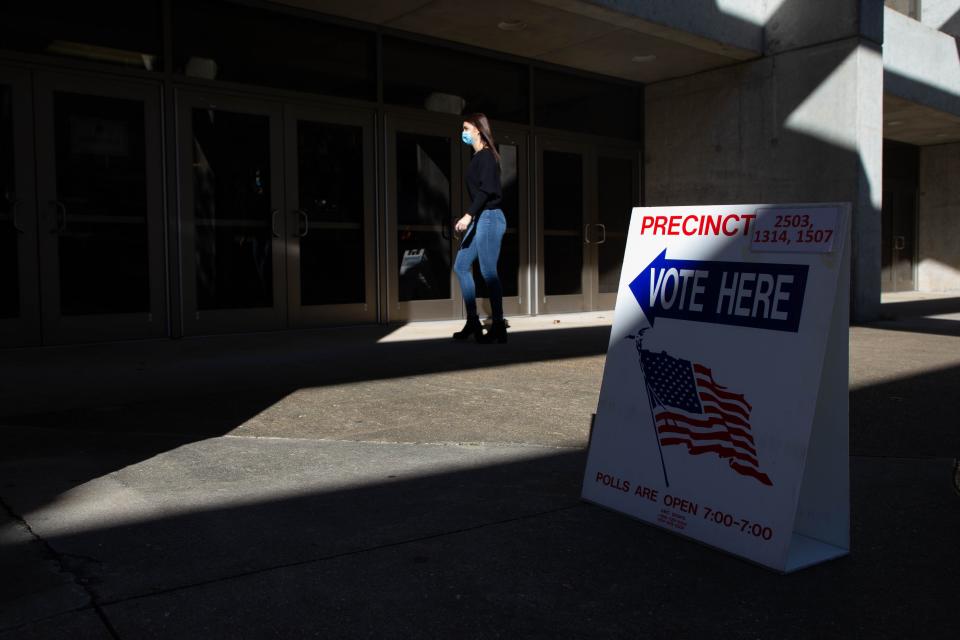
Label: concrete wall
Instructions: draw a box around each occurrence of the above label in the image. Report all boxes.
[582,0,881,56]
[918,0,960,37]
[764,0,882,54]
[918,143,960,291]
[644,38,884,320]
[884,6,960,118]
[886,0,921,20]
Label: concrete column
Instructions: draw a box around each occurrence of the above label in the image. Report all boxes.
[644,37,883,321]
[918,143,960,291]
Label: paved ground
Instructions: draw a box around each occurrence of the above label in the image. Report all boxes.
[1,306,958,639]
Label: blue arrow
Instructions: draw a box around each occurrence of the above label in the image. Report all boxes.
[627,249,809,333]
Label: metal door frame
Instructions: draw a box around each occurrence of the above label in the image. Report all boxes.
[383,114,463,322]
[176,89,287,335]
[535,135,593,314]
[34,71,166,344]
[283,103,378,327]
[0,66,40,347]
[591,144,641,311]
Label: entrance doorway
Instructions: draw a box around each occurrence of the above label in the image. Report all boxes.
[385,116,462,321]
[536,137,638,313]
[177,91,377,334]
[1,67,166,347]
[881,140,918,293]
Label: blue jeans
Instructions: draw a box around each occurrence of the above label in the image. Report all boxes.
[454,209,506,320]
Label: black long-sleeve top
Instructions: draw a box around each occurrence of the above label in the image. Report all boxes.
[465,147,502,217]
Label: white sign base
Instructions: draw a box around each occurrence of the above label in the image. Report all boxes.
[582,203,850,573]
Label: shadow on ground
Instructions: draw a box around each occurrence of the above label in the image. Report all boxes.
[0,323,610,516]
[1,317,959,638]
[1,435,957,638]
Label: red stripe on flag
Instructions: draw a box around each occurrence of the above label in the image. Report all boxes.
[656,420,758,458]
[701,405,754,433]
[698,392,750,420]
[729,460,773,486]
[694,366,753,410]
[655,410,756,446]
[658,436,760,466]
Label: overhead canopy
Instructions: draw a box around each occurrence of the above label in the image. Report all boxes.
[275,0,758,83]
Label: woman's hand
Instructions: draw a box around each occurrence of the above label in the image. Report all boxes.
[455,213,472,234]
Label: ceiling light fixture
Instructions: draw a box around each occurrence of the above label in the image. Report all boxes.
[631,54,657,63]
[497,20,527,31]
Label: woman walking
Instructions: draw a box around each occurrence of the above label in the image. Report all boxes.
[452,113,508,343]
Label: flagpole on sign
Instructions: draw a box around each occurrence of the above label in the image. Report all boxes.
[630,329,670,488]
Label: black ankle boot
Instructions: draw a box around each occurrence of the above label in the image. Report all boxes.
[452,316,483,341]
[479,319,508,344]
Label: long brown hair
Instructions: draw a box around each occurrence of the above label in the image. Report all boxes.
[465,112,501,167]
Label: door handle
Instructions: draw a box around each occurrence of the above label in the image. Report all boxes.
[295,209,309,238]
[584,223,592,245]
[51,200,67,234]
[596,223,607,245]
[271,209,281,238]
[9,198,24,233]
[894,236,906,251]
[442,220,451,240]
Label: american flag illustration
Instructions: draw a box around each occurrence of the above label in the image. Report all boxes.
[639,347,773,486]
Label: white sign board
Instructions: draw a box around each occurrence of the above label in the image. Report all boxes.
[582,203,850,573]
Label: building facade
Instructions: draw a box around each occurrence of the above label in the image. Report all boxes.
[1,0,959,347]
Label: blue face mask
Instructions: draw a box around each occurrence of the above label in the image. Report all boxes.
[461,131,473,145]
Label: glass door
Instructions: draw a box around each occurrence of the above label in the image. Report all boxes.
[34,73,165,344]
[536,138,639,314]
[0,67,40,347]
[178,91,286,334]
[536,137,590,314]
[460,125,529,318]
[385,116,462,321]
[592,148,639,310]
[284,105,377,326]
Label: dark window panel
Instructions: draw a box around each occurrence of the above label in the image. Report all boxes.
[395,132,453,302]
[53,92,151,315]
[535,69,641,139]
[173,0,376,101]
[383,36,529,123]
[296,120,366,306]
[192,108,274,311]
[597,156,635,294]
[543,150,583,296]
[1,85,18,318]
[0,1,162,70]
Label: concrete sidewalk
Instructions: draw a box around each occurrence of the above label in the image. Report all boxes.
[1,310,958,638]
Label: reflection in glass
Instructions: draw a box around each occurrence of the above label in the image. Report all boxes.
[396,132,452,302]
[53,92,149,315]
[174,0,376,100]
[192,108,273,310]
[474,143,519,299]
[543,150,583,296]
[535,69,641,139]
[1,85,18,319]
[0,1,163,70]
[297,120,365,305]
[383,36,528,123]
[598,156,635,294]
